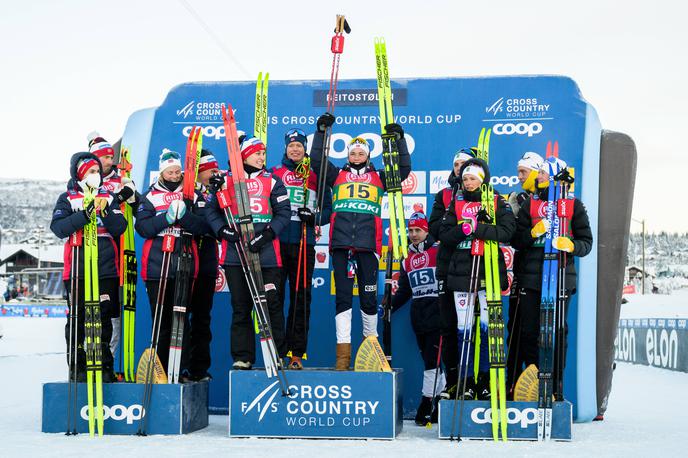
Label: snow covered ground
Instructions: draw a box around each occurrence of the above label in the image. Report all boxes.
[621,289,688,319]
[1,317,686,457]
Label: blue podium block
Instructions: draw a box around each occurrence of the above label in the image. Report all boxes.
[438,400,572,441]
[42,381,209,435]
[229,369,403,439]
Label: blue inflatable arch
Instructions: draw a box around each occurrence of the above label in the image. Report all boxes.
[121,75,602,421]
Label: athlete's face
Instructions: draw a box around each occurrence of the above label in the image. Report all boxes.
[99,154,114,174]
[161,166,182,182]
[245,150,266,169]
[348,148,368,165]
[462,174,481,192]
[286,142,306,163]
[198,168,219,186]
[453,160,464,176]
[537,168,549,186]
[517,166,531,184]
[408,227,428,245]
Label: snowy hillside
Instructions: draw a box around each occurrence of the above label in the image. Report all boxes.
[0,317,686,456]
[627,232,688,293]
[0,178,64,245]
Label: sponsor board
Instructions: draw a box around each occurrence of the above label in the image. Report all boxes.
[1,305,68,318]
[401,171,426,195]
[381,196,427,219]
[438,400,572,441]
[229,369,402,439]
[429,171,451,194]
[615,318,688,372]
[42,381,208,434]
[314,246,330,269]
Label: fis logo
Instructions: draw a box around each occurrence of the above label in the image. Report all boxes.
[485,97,505,116]
[177,101,195,119]
[241,381,281,422]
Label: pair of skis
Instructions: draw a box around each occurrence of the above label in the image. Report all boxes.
[167,128,203,384]
[137,127,202,435]
[375,37,407,261]
[482,184,508,441]
[537,140,573,441]
[315,14,350,232]
[219,104,290,395]
[84,188,104,436]
[291,156,312,360]
[118,147,137,382]
[477,128,508,441]
[254,72,269,145]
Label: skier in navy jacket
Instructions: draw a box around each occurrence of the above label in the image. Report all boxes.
[205,136,291,370]
[50,152,127,382]
[271,128,332,369]
[135,149,210,373]
[310,112,411,371]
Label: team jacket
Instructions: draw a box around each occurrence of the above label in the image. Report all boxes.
[134,180,210,281]
[391,237,441,335]
[271,154,332,246]
[196,185,220,278]
[50,152,127,281]
[438,158,516,292]
[309,129,412,254]
[510,186,593,292]
[428,172,459,279]
[101,168,142,211]
[206,168,291,268]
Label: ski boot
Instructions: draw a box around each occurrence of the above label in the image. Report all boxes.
[460,377,476,400]
[232,361,252,370]
[476,372,491,400]
[414,396,433,426]
[289,356,303,370]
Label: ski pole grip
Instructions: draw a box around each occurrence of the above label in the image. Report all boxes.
[331,35,344,54]
[70,231,83,247]
[216,189,232,209]
[471,239,484,256]
[162,234,176,253]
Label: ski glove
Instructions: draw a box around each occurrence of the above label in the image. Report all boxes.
[297,207,315,226]
[317,112,336,132]
[94,197,109,218]
[166,200,186,224]
[248,226,275,253]
[553,236,574,253]
[218,226,241,243]
[476,208,492,224]
[531,219,550,238]
[208,173,224,195]
[384,123,404,140]
[83,199,96,221]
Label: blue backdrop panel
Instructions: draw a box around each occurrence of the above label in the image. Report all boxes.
[120,76,600,422]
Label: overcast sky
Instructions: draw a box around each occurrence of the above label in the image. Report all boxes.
[1,0,684,232]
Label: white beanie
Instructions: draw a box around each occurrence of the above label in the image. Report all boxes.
[518,151,544,171]
[347,136,370,155]
[462,164,485,183]
[159,148,182,173]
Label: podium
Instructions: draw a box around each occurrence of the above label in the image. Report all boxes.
[437,400,572,440]
[42,381,209,435]
[229,369,403,439]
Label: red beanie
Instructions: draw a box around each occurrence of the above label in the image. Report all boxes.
[240,136,266,161]
[408,211,429,232]
[77,158,99,181]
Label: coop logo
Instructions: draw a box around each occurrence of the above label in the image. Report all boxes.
[80,404,143,424]
[177,101,195,118]
[312,277,326,289]
[471,406,537,428]
[493,122,543,137]
[490,175,520,187]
